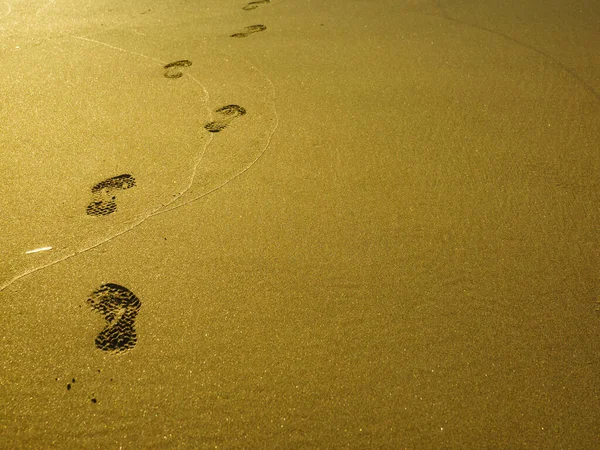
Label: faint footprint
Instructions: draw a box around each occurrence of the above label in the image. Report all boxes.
[242,0,270,11]
[204,105,247,133]
[230,25,267,38]
[86,174,136,216]
[87,283,141,353]
[163,59,192,79]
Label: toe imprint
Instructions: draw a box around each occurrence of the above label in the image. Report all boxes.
[91,174,136,194]
[204,104,247,133]
[87,283,141,353]
[230,24,267,38]
[242,0,271,11]
[164,60,192,79]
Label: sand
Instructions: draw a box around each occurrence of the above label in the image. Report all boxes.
[1,0,599,448]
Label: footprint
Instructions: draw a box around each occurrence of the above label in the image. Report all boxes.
[86,174,136,216]
[86,199,117,216]
[204,105,247,133]
[90,173,136,193]
[87,283,141,353]
[230,25,267,38]
[163,59,192,79]
[242,0,271,11]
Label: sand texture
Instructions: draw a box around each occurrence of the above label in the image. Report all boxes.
[1,0,599,448]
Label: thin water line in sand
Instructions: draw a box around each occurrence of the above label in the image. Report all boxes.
[1,1,11,18]
[70,36,279,214]
[157,56,279,215]
[434,0,600,102]
[0,35,212,292]
[35,0,54,17]
[70,35,168,67]
[70,35,216,214]
[0,37,279,293]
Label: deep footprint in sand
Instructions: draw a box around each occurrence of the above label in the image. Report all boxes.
[230,25,267,38]
[87,283,141,353]
[242,0,271,11]
[163,59,193,79]
[204,105,247,133]
[86,174,136,216]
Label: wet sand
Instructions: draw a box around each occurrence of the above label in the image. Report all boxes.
[1,0,599,448]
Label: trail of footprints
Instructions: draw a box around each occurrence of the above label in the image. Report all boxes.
[78,1,273,354]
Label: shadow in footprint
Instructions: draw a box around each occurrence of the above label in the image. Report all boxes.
[164,59,192,79]
[230,25,267,38]
[87,283,141,353]
[243,0,271,11]
[86,174,136,216]
[204,105,247,133]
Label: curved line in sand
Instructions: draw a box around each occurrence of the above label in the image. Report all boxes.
[35,0,55,17]
[435,0,599,102]
[2,1,11,17]
[0,37,278,293]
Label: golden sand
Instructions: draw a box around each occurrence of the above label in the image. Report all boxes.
[1,0,599,447]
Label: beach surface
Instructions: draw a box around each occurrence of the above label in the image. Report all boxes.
[1,0,599,448]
